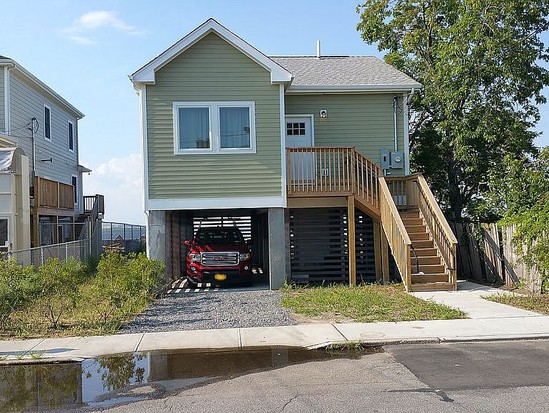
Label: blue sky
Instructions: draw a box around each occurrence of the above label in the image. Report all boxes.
[2,0,548,224]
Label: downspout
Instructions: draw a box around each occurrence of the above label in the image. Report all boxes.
[392,96,398,152]
[403,92,410,176]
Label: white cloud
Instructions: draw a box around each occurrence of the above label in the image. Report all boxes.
[83,153,145,225]
[62,11,144,44]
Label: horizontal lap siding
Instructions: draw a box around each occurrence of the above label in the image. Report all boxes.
[146,33,282,200]
[285,94,404,170]
[10,72,78,185]
[0,69,4,132]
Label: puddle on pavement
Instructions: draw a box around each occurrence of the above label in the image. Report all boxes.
[0,346,381,411]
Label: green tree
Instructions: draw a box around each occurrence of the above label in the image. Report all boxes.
[489,147,549,290]
[357,0,549,220]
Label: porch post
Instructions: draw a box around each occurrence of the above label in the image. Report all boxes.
[373,221,383,283]
[348,196,356,287]
[381,227,390,284]
[268,208,287,289]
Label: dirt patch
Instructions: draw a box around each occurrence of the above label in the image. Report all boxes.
[291,313,357,324]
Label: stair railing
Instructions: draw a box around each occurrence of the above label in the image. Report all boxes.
[413,175,458,287]
[379,177,412,291]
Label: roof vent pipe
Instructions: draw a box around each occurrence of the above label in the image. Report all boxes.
[316,41,321,58]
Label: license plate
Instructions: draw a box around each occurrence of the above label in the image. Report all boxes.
[214,273,227,281]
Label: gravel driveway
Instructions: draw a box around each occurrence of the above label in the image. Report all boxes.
[119,286,297,334]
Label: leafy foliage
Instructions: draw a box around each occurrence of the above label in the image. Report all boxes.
[0,260,36,330]
[36,258,86,329]
[357,0,549,220]
[489,147,549,291]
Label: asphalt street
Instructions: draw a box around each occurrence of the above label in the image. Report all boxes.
[93,339,549,413]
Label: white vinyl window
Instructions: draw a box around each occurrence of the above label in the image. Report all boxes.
[173,101,255,154]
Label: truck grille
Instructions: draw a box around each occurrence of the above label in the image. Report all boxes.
[201,252,239,266]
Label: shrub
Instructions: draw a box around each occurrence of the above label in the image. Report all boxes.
[36,258,86,329]
[81,252,164,330]
[0,259,36,330]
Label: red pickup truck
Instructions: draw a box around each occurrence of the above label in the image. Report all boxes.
[184,227,253,287]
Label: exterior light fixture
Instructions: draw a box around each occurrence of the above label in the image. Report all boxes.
[319,109,328,118]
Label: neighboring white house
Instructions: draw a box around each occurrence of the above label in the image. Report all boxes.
[0,55,103,250]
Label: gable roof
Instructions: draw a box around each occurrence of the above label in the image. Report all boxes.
[271,56,421,93]
[130,18,292,85]
[0,56,84,119]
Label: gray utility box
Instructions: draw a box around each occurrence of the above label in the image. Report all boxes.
[380,149,404,169]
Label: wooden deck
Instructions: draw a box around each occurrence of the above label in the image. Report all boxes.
[286,147,457,292]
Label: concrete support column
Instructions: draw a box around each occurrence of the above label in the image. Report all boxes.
[268,208,287,290]
[147,210,167,266]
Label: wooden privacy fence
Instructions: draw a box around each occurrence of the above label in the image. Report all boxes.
[450,222,542,293]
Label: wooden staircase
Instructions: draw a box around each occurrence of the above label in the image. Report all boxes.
[286,147,457,291]
[401,210,455,291]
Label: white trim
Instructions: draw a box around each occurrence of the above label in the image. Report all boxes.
[148,196,286,211]
[68,120,75,152]
[3,67,10,134]
[139,86,149,212]
[403,93,410,175]
[131,19,292,85]
[285,84,422,94]
[44,104,51,141]
[284,114,315,146]
[279,84,287,207]
[173,101,256,155]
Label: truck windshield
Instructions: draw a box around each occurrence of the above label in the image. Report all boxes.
[195,228,244,245]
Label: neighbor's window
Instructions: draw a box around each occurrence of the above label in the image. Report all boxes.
[44,105,51,140]
[174,102,255,154]
[71,175,77,205]
[68,121,74,151]
[0,219,7,246]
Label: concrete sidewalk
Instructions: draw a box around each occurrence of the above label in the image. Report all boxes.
[1,281,548,361]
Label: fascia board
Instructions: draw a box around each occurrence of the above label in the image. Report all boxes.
[285,84,423,94]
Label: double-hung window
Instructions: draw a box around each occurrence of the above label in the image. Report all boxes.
[174,101,255,154]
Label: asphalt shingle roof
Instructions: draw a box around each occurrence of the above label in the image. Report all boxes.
[270,56,420,89]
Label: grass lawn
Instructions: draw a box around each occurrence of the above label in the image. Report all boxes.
[484,294,549,315]
[281,283,466,323]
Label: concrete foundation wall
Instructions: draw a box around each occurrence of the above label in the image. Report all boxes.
[268,208,287,289]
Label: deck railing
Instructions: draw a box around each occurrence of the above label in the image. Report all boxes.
[386,174,458,287]
[379,177,412,290]
[34,177,74,210]
[287,147,381,217]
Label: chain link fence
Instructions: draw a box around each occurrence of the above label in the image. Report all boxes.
[6,239,91,267]
[102,222,146,254]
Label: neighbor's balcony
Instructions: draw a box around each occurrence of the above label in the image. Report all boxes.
[286,146,382,217]
[33,176,74,210]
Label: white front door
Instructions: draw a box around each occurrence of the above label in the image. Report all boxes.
[285,117,314,182]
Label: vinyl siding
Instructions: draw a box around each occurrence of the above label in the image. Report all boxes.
[146,33,282,200]
[285,94,405,172]
[0,68,4,132]
[9,71,79,186]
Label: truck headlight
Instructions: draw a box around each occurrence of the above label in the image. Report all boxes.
[239,252,251,261]
[189,253,201,263]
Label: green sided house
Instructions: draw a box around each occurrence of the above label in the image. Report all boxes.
[130,18,457,292]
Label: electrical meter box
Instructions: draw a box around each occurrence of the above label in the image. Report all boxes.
[390,151,404,169]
